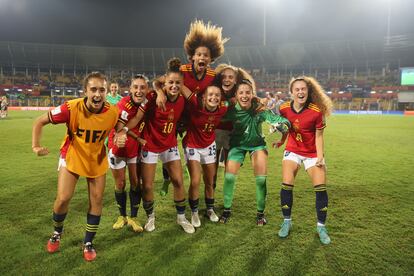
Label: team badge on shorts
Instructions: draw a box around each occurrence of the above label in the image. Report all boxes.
[142,151,148,158]
[284,151,291,157]
[189,149,195,156]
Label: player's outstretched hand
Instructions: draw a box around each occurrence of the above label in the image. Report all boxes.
[33,146,49,156]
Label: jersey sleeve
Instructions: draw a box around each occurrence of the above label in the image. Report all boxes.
[117,99,129,124]
[262,110,290,127]
[48,102,70,124]
[316,112,326,130]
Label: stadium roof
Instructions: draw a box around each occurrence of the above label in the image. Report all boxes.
[1,34,413,72]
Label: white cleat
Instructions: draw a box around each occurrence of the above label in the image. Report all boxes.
[144,213,155,232]
[206,209,219,222]
[177,215,195,234]
[191,211,201,228]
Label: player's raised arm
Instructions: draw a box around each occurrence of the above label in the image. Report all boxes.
[153,76,166,111]
[32,113,51,156]
[180,84,192,99]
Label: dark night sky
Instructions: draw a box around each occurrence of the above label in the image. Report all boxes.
[0,0,413,48]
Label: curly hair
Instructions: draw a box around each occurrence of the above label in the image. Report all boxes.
[215,64,256,95]
[184,20,230,62]
[289,76,333,116]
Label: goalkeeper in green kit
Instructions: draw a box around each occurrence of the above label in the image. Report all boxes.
[219,79,290,225]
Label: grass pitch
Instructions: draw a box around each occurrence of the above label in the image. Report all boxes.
[0,111,413,275]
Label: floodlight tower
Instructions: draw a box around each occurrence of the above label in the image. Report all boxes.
[263,1,267,46]
[386,0,391,45]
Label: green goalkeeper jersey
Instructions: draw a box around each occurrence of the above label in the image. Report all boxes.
[107,94,123,105]
[224,102,290,149]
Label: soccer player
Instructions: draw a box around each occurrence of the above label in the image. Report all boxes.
[213,64,256,188]
[180,84,228,227]
[0,96,8,118]
[104,82,123,147]
[32,72,119,261]
[156,19,229,196]
[116,58,195,234]
[107,82,123,105]
[107,75,149,233]
[275,76,333,245]
[219,79,290,225]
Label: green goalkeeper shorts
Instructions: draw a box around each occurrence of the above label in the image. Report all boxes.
[227,145,267,165]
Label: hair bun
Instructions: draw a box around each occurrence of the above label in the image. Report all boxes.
[168,58,181,73]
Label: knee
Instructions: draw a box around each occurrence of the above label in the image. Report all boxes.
[224,172,236,183]
[115,180,126,191]
[54,196,71,209]
[89,190,104,206]
[170,178,183,188]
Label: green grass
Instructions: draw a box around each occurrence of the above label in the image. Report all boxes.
[0,111,413,275]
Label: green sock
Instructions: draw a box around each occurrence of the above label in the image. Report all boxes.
[255,175,267,212]
[223,173,236,209]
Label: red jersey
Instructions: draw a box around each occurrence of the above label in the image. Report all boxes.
[140,91,185,152]
[180,63,216,95]
[183,93,228,148]
[108,95,145,156]
[279,101,326,158]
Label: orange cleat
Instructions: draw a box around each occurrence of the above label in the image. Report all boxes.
[83,242,96,262]
[46,232,61,253]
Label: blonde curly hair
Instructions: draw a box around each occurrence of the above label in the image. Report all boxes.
[289,76,333,116]
[184,20,230,62]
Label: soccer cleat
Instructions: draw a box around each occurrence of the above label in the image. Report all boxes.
[219,210,231,224]
[256,213,267,226]
[191,211,201,228]
[112,216,128,230]
[83,242,96,262]
[278,220,292,238]
[317,225,331,245]
[159,179,171,196]
[206,209,219,222]
[144,213,155,232]
[177,216,195,234]
[127,217,144,233]
[46,231,61,253]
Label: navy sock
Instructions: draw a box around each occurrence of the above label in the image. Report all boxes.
[52,212,67,233]
[189,198,199,212]
[205,197,215,210]
[84,213,101,244]
[115,189,127,217]
[129,185,142,218]
[175,199,186,215]
[315,184,328,224]
[280,183,293,219]
[143,200,154,216]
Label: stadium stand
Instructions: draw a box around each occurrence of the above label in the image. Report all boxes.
[1,34,414,110]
